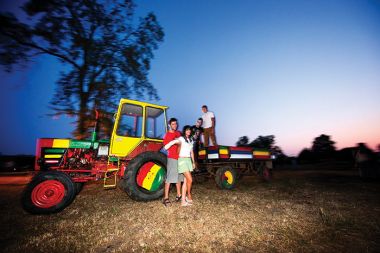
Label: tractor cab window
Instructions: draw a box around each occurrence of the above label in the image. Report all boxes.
[145,107,166,139]
[116,103,143,137]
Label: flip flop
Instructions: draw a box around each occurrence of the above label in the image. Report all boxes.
[185,197,193,204]
[175,195,182,202]
[162,198,171,207]
[181,202,192,207]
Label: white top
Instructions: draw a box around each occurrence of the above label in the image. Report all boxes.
[202,111,215,128]
[178,136,193,157]
[164,136,193,158]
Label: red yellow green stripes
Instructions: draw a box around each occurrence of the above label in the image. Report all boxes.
[136,162,165,191]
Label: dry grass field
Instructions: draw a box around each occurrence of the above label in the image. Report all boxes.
[0,169,379,253]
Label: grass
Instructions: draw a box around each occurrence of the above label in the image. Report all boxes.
[0,169,379,252]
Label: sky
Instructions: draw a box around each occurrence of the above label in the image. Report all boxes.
[1,0,380,156]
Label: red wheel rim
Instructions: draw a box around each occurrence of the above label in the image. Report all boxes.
[31,180,65,208]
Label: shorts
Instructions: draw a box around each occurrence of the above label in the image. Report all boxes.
[178,157,193,174]
[166,158,184,183]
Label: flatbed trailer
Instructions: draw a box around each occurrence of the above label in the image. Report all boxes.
[196,145,273,189]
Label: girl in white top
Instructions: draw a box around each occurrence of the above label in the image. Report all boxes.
[164,125,195,207]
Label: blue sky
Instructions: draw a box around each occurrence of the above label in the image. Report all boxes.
[1,0,380,156]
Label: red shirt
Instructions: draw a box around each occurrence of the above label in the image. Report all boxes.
[163,130,181,159]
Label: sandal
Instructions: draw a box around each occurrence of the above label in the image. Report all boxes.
[162,198,171,207]
[175,195,182,202]
[185,197,193,204]
[181,202,192,207]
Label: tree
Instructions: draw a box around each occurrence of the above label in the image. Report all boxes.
[0,0,164,138]
[236,136,249,147]
[297,148,316,163]
[311,134,336,159]
[249,135,275,150]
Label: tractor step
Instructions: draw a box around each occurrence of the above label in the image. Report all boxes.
[104,156,120,189]
[103,168,119,189]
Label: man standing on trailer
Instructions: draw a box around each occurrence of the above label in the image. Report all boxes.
[162,118,183,206]
[201,105,217,147]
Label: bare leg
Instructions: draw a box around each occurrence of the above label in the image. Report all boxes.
[181,177,187,205]
[183,171,193,201]
[164,182,170,199]
[175,182,181,197]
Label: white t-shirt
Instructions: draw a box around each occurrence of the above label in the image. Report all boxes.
[202,111,215,128]
[178,136,193,157]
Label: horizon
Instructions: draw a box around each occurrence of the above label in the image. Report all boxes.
[1,0,379,157]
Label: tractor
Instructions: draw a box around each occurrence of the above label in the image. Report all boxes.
[23,98,169,214]
[22,98,273,214]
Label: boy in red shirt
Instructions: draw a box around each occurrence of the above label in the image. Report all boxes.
[162,118,183,206]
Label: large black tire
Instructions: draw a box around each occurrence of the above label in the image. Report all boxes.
[22,171,76,214]
[215,166,238,190]
[74,182,84,194]
[121,151,167,201]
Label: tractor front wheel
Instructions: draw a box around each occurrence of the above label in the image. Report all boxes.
[22,171,76,214]
[121,152,167,201]
[215,166,238,190]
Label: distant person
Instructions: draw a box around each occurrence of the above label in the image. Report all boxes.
[162,118,183,206]
[164,125,195,207]
[355,143,378,179]
[191,118,203,169]
[201,105,217,147]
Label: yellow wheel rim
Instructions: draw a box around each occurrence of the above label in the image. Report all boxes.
[224,171,233,184]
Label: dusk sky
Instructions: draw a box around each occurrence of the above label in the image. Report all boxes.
[1,0,379,156]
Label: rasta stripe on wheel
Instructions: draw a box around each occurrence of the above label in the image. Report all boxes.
[222,171,234,188]
[136,162,165,191]
[224,171,233,184]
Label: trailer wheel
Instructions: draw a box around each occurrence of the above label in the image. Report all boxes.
[215,166,238,190]
[122,151,167,201]
[22,171,76,214]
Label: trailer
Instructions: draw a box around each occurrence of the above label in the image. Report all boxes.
[196,145,273,189]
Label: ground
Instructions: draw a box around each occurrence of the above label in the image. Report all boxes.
[0,169,379,252]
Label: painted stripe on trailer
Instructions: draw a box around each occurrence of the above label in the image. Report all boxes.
[219,149,229,155]
[208,149,219,154]
[230,154,253,159]
[229,146,252,151]
[253,155,271,160]
[142,164,162,190]
[230,150,252,155]
[199,150,206,156]
[219,154,229,159]
[53,139,70,148]
[253,151,270,156]
[208,154,219,159]
[44,154,62,159]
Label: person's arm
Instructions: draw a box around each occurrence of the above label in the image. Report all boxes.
[190,149,196,169]
[164,139,180,150]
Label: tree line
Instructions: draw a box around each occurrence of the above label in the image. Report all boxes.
[236,134,380,165]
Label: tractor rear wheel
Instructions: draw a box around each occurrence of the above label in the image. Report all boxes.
[121,152,167,201]
[22,171,76,214]
[215,166,238,189]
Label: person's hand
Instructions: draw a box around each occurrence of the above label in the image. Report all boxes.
[192,163,196,169]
